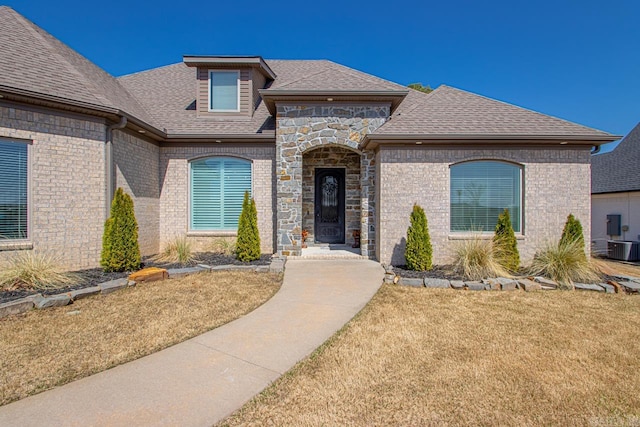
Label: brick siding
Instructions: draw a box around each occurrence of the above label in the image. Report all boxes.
[0,104,106,269]
[377,146,592,266]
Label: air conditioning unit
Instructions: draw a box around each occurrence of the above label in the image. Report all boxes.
[607,240,640,261]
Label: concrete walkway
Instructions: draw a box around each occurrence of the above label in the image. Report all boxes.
[0,259,383,427]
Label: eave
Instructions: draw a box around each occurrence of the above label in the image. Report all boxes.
[360,133,623,150]
[183,55,277,80]
[259,89,409,115]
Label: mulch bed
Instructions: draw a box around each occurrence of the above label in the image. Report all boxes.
[0,252,272,305]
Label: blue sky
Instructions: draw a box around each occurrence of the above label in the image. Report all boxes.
[6,0,639,152]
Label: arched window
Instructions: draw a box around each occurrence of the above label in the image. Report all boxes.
[190,157,252,231]
[450,161,522,233]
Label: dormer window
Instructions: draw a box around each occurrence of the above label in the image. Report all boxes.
[209,70,240,112]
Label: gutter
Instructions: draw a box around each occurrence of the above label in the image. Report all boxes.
[360,133,623,150]
[105,116,127,218]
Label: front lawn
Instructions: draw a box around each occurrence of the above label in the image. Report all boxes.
[0,271,281,406]
[222,285,640,426]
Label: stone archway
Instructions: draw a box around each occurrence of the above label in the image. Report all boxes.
[274,103,389,257]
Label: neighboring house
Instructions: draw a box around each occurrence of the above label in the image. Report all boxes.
[0,7,619,269]
[591,123,640,254]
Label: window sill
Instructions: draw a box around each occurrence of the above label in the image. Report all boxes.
[0,240,33,251]
[448,233,525,240]
[187,231,237,237]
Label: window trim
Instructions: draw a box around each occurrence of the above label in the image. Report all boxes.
[0,137,32,246]
[449,159,524,235]
[188,155,253,233]
[208,70,241,113]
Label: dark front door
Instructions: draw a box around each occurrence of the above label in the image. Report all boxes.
[314,168,345,244]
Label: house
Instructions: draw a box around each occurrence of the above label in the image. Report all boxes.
[591,123,640,254]
[0,7,619,270]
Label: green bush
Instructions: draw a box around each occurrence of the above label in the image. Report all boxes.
[405,204,433,271]
[559,214,585,255]
[493,208,520,272]
[100,188,141,272]
[236,191,261,262]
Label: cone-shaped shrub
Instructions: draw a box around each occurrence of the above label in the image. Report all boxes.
[236,191,261,262]
[493,208,520,272]
[560,214,585,255]
[101,188,141,272]
[405,204,433,271]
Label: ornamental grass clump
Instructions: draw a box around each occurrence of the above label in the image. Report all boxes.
[155,235,196,265]
[493,208,520,272]
[100,188,141,272]
[529,239,600,289]
[405,204,433,271]
[451,235,510,281]
[0,251,77,290]
[236,191,261,262]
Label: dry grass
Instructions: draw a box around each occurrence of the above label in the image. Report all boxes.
[594,258,640,278]
[451,235,511,280]
[154,235,197,265]
[0,251,78,291]
[530,240,600,288]
[222,285,640,426]
[0,271,281,406]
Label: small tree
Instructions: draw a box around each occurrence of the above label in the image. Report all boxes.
[560,214,585,254]
[236,191,261,262]
[101,188,141,272]
[493,208,520,272]
[405,204,433,271]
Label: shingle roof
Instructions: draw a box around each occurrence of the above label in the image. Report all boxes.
[592,123,640,194]
[0,6,619,142]
[374,85,613,138]
[0,6,156,127]
[267,60,407,92]
[118,62,274,136]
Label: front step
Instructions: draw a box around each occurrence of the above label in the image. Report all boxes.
[288,244,366,260]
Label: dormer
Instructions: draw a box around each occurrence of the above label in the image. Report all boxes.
[183,55,276,118]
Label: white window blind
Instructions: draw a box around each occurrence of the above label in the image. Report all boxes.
[210,71,239,111]
[0,139,28,239]
[190,157,251,230]
[450,161,522,232]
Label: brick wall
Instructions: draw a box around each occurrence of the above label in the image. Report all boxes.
[113,129,160,256]
[377,145,592,266]
[159,144,275,254]
[0,104,106,269]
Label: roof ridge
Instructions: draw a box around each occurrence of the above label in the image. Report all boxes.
[441,85,612,135]
[118,62,184,79]
[10,9,110,106]
[269,61,334,90]
[324,60,408,91]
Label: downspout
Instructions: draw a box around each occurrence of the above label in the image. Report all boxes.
[591,145,601,154]
[105,116,127,218]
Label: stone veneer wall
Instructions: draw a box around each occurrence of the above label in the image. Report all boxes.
[376,146,592,266]
[113,129,160,256]
[159,144,275,254]
[0,104,107,269]
[302,146,361,245]
[275,103,389,257]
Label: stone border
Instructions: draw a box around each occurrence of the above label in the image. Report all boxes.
[383,265,640,294]
[0,261,285,320]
